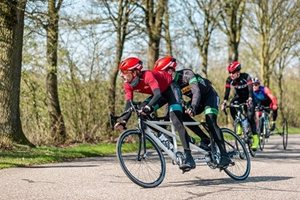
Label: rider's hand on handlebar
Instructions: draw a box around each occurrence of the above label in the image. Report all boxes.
[114,120,126,131]
[270,103,278,110]
[221,100,227,111]
[185,108,195,117]
[246,97,253,107]
[139,105,153,115]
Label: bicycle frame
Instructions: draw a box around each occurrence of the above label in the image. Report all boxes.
[257,107,271,134]
[255,105,271,128]
[231,103,250,137]
[110,102,209,164]
[142,119,209,163]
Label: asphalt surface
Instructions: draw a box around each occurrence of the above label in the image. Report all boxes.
[1,134,299,200]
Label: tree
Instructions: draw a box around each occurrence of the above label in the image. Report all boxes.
[219,0,246,63]
[0,0,33,147]
[46,0,66,144]
[139,0,167,68]
[163,0,172,55]
[181,0,220,78]
[101,0,133,116]
[245,0,300,87]
[274,33,300,121]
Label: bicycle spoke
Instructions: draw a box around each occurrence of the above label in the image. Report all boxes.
[117,130,166,188]
[222,128,251,180]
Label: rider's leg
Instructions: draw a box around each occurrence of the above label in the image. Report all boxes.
[229,97,239,121]
[247,104,259,150]
[163,84,195,170]
[229,97,244,135]
[170,110,195,170]
[270,108,278,131]
[182,113,210,148]
[206,113,232,168]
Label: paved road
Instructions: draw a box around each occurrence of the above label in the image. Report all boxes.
[1,135,300,200]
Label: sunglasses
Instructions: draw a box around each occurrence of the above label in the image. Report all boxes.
[121,70,132,75]
[253,83,260,86]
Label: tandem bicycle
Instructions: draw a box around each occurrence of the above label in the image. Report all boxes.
[110,102,251,188]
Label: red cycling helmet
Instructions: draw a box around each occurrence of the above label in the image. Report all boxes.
[227,61,241,73]
[119,57,143,73]
[153,56,177,71]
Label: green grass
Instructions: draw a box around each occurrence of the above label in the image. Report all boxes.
[0,143,117,169]
[287,127,300,134]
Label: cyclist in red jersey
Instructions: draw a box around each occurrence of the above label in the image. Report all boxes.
[252,77,278,131]
[114,57,196,171]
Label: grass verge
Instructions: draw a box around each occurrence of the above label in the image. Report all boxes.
[0,143,117,169]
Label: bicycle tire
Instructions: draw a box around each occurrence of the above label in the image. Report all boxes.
[116,129,166,188]
[282,119,288,150]
[221,128,251,180]
[248,140,256,157]
[260,118,266,151]
[234,121,256,157]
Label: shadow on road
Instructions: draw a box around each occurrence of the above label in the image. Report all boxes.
[165,175,294,187]
[254,146,300,162]
[162,176,299,199]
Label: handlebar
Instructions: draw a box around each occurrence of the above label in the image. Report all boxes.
[109,102,138,130]
[109,101,158,130]
[223,102,248,115]
[255,105,272,112]
[227,102,248,108]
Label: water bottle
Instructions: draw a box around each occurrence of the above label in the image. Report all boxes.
[241,118,250,134]
[159,134,173,151]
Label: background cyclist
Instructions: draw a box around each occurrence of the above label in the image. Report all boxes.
[221,61,259,151]
[252,77,278,132]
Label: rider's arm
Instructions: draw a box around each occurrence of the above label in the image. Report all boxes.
[119,84,134,123]
[224,77,231,101]
[264,87,277,108]
[146,88,162,108]
[185,70,201,112]
[144,71,162,108]
[246,74,253,99]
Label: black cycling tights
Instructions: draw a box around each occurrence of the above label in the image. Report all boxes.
[170,110,190,150]
[205,113,227,155]
[183,114,210,141]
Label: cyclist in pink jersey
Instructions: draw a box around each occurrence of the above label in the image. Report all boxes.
[252,77,278,131]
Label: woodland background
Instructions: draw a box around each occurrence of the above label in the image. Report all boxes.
[0,0,299,148]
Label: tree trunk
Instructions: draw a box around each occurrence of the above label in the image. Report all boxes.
[0,0,33,147]
[278,74,284,121]
[108,53,122,116]
[46,0,66,144]
[145,0,166,68]
[147,39,160,69]
[107,0,129,120]
[164,0,172,55]
[228,41,239,62]
[201,35,210,78]
[220,0,245,63]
